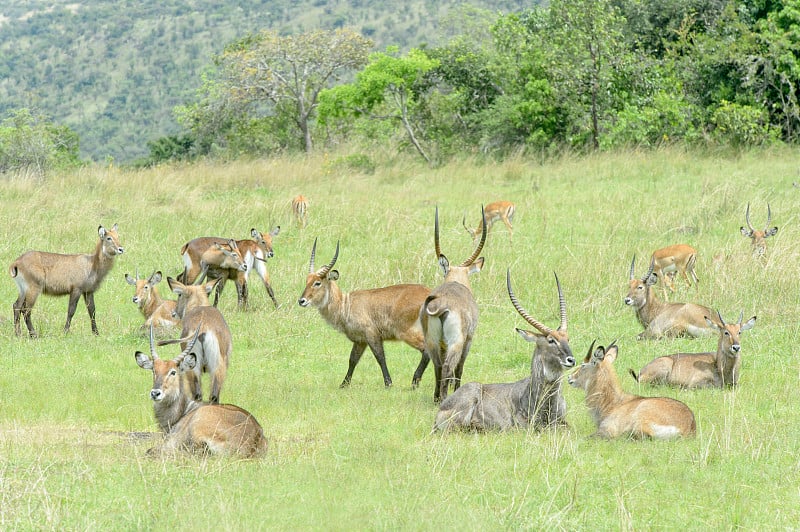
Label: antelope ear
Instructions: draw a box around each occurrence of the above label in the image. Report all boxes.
[204,279,220,294]
[741,316,757,332]
[251,228,259,238]
[98,226,107,238]
[740,226,752,237]
[515,328,538,343]
[704,316,721,330]
[592,346,606,362]
[168,277,185,295]
[438,255,450,276]
[604,345,619,363]
[125,274,137,285]
[151,271,163,284]
[180,353,198,371]
[328,269,339,281]
[271,226,281,236]
[766,227,778,237]
[645,273,658,286]
[469,257,485,274]
[135,352,153,370]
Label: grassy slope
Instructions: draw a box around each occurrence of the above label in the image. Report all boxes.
[0,148,798,529]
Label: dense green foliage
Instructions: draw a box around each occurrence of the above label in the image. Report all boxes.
[0,148,798,528]
[0,109,81,177]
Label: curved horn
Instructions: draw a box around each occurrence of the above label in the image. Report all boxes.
[766,203,772,230]
[745,202,755,232]
[461,213,474,237]
[629,255,636,281]
[507,269,553,335]
[317,241,339,277]
[642,255,656,282]
[716,310,727,327]
[309,237,318,274]
[555,272,568,331]
[178,323,203,360]
[737,310,744,325]
[460,205,486,267]
[584,339,597,363]
[148,324,158,360]
[434,206,442,259]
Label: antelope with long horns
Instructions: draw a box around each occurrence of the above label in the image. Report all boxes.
[422,206,486,402]
[135,325,267,457]
[740,203,778,259]
[298,239,431,388]
[434,271,575,431]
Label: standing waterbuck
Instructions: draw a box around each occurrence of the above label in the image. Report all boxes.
[125,270,179,331]
[740,203,778,259]
[624,255,718,340]
[630,310,756,388]
[178,236,248,308]
[651,244,699,297]
[462,200,515,244]
[298,239,431,389]
[422,206,486,402]
[568,341,696,439]
[164,276,232,404]
[135,325,267,457]
[10,223,124,337]
[434,271,576,431]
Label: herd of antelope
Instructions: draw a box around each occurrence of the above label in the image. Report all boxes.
[7,198,779,455]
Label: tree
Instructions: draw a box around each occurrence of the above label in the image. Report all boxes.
[216,28,372,152]
[0,109,81,177]
[318,47,440,163]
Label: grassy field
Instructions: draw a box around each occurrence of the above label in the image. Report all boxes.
[0,147,798,530]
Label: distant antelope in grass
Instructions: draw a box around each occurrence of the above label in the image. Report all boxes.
[422,206,486,402]
[164,276,232,404]
[292,195,309,228]
[135,325,267,457]
[651,244,699,298]
[10,224,124,337]
[624,255,718,340]
[125,270,179,331]
[462,200,514,244]
[568,341,696,439]
[630,311,756,388]
[740,203,778,259]
[298,239,431,388]
[434,270,575,431]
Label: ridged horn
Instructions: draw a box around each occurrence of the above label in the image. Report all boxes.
[642,255,656,282]
[766,203,772,230]
[316,241,339,277]
[629,255,636,281]
[308,237,318,273]
[555,272,567,331]
[745,203,755,232]
[178,323,203,360]
[460,205,486,267]
[507,269,553,335]
[434,206,442,259]
[148,324,158,360]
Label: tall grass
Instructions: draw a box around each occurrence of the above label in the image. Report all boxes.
[0,147,798,529]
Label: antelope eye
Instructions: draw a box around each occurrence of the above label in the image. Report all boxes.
[313,281,321,287]
[548,338,556,345]
[168,369,177,377]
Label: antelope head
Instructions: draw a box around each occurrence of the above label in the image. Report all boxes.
[298,238,340,308]
[740,203,778,257]
[624,255,658,309]
[435,206,486,287]
[135,324,202,403]
[704,310,757,359]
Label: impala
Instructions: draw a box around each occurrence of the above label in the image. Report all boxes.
[292,195,309,228]
[164,276,232,404]
[462,200,514,243]
[125,270,179,330]
[624,255,718,339]
[630,310,756,388]
[10,224,124,337]
[568,341,696,439]
[740,203,778,258]
[434,271,575,431]
[422,206,486,402]
[135,325,267,457]
[651,244,699,297]
[298,239,431,388]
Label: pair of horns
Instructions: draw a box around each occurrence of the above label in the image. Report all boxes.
[308,238,339,277]
[507,269,568,335]
[745,202,772,232]
[629,255,656,282]
[435,205,486,266]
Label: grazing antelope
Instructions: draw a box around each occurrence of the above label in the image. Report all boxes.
[568,341,696,439]
[422,206,486,402]
[434,271,575,431]
[651,244,699,297]
[10,224,124,337]
[164,276,232,404]
[624,255,718,340]
[125,270,179,330]
[462,200,514,244]
[630,311,756,388]
[135,325,267,457]
[292,195,309,228]
[740,203,778,258]
[298,239,431,388]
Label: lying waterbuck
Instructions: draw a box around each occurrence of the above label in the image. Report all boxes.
[568,341,696,439]
[630,311,756,388]
[434,271,575,431]
[298,239,431,388]
[125,270,179,331]
[741,203,778,259]
[178,237,248,308]
[422,206,486,402]
[651,244,699,297]
[135,325,267,457]
[164,276,232,404]
[10,224,124,337]
[462,200,515,244]
[624,255,718,340]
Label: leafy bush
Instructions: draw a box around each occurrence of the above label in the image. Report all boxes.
[602,91,699,148]
[710,100,781,147]
[0,108,82,177]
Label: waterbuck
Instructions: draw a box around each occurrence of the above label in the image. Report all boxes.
[135,325,267,457]
[651,244,699,298]
[624,255,718,340]
[178,237,248,308]
[568,341,696,439]
[434,271,576,431]
[422,206,486,402]
[630,311,757,388]
[125,270,179,331]
[740,203,778,259]
[298,239,431,389]
[462,200,515,244]
[10,223,124,337]
[164,276,232,404]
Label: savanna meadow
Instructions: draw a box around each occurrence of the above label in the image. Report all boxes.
[1,147,799,529]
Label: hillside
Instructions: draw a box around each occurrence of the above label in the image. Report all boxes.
[0,0,529,163]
